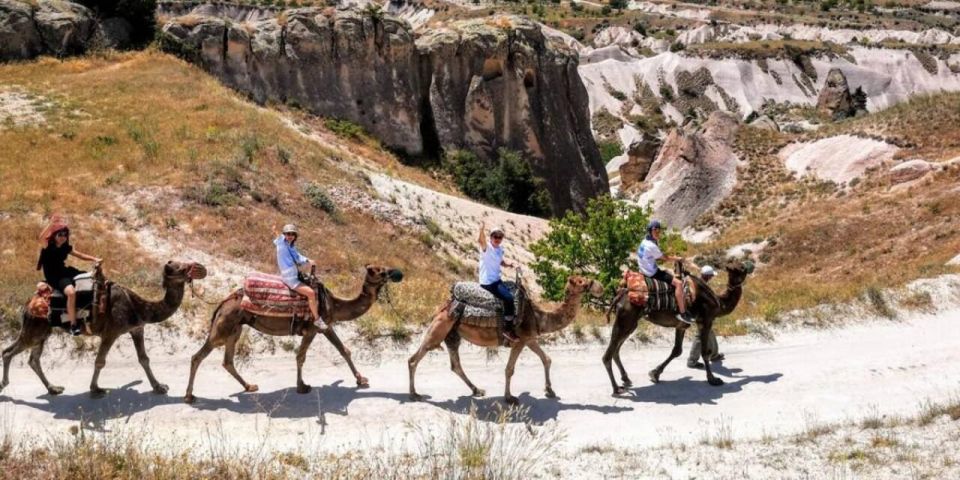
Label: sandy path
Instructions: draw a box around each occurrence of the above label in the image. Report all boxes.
[1,308,958,454]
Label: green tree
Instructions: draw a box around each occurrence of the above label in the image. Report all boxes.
[530,196,687,301]
[442,148,552,217]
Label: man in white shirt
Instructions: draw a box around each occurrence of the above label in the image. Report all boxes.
[688,265,723,368]
[637,220,694,325]
[478,222,518,342]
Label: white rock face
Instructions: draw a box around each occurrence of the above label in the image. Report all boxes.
[888,159,933,184]
[778,135,899,184]
[627,1,711,20]
[579,47,960,123]
[676,23,960,46]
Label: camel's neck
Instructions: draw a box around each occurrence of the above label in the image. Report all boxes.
[531,290,586,335]
[717,283,743,317]
[142,281,186,324]
[327,281,382,322]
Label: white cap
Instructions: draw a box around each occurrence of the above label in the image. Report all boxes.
[701,265,716,277]
[489,226,505,236]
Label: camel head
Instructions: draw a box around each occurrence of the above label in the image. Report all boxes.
[566,275,605,298]
[722,259,754,287]
[162,261,208,287]
[364,264,404,287]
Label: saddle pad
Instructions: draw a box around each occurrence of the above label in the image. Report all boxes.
[241,272,309,317]
[623,271,675,310]
[451,281,518,318]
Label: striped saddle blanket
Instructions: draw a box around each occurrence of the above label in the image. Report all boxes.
[240,272,310,317]
[624,271,677,312]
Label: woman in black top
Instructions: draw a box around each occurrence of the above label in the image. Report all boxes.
[37,216,101,335]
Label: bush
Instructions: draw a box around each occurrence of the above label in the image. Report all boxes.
[530,195,686,300]
[324,118,366,140]
[442,149,552,217]
[597,140,623,164]
[632,22,647,36]
[303,183,343,223]
[78,0,156,47]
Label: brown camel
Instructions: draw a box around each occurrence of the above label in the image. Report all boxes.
[184,265,402,403]
[602,260,753,394]
[1,261,206,398]
[408,275,605,404]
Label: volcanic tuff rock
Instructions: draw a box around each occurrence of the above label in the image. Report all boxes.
[160,7,608,213]
[0,0,95,61]
[816,68,859,120]
[618,136,662,191]
[636,111,740,228]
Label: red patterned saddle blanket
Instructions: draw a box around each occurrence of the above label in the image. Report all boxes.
[240,272,309,317]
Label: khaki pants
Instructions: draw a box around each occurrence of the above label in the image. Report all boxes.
[688,328,719,365]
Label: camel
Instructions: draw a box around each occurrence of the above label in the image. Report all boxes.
[184,265,402,403]
[1,260,207,398]
[408,275,605,404]
[602,260,753,394]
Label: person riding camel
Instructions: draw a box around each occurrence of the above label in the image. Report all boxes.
[477,222,518,343]
[688,265,725,368]
[274,224,327,332]
[36,215,102,336]
[637,220,694,325]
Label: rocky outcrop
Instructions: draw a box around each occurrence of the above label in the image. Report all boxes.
[618,136,661,191]
[888,159,933,184]
[816,68,857,120]
[0,0,136,61]
[160,8,608,213]
[635,111,740,228]
[749,115,779,132]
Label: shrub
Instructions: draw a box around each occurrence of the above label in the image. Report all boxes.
[632,22,647,36]
[597,140,623,164]
[530,195,686,300]
[442,149,552,217]
[303,182,343,222]
[324,118,366,140]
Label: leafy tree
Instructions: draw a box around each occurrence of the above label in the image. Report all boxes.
[609,0,629,9]
[442,148,552,217]
[530,195,687,301]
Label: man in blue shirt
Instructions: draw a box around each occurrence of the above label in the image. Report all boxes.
[478,222,517,342]
[637,220,693,325]
[275,224,327,331]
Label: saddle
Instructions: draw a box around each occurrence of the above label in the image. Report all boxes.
[239,272,312,318]
[448,282,524,345]
[28,272,105,332]
[622,271,696,313]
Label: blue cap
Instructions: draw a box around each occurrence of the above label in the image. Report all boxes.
[647,220,662,232]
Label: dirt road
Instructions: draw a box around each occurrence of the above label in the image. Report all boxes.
[1,309,958,454]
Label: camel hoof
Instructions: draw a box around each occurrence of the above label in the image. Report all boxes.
[544,388,557,399]
[708,377,725,386]
[613,386,627,396]
[472,388,485,398]
[621,378,633,387]
[356,377,370,389]
[245,384,259,393]
[410,393,425,402]
[504,395,519,406]
[184,394,196,404]
[648,370,661,384]
[90,388,107,399]
[297,384,312,394]
[47,385,65,395]
[153,384,169,395]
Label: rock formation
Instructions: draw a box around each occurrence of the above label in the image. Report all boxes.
[635,111,740,228]
[618,136,661,191]
[888,159,933,184]
[816,68,856,120]
[1,0,95,60]
[160,7,608,213]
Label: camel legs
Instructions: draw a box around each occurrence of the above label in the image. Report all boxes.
[408,312,456,401]
[503,342,525,404]
[130,327,167,394]
[446,336,484,398]
[27,338,63,395]
[184,339,215,403]
[526,340,556,399]
[90,335,118,398]
[602,313,639,395]
[649,328,686,384]
[222,332,258,394]
[0,338,29,393]
[296,330,317,394]
[322,328,368,388]
[699,317,724,386]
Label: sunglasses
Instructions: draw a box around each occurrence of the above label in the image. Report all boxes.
[491,235,504,240]
[283,232,297,236]
[55,231,69,238]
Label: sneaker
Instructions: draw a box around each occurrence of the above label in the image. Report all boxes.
[313,317,329,332]
[676,312,694,325]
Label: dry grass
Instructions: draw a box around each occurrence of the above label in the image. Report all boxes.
[0,51,456,341]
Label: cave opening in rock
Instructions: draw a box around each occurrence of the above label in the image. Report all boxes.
[482,58,504,81]
[524,69,535,88]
